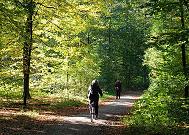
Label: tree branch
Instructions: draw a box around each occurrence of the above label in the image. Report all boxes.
[0,8,21,32]
[183,0,189,10]
[36,2,56,9]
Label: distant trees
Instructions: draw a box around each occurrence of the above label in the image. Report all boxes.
[0,0,108,105]
[87,0,150,90]
[0,0,151,106]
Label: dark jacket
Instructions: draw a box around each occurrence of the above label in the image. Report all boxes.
[115,80,121,91]
[88,80,103,100]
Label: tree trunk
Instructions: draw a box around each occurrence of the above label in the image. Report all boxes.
[180,0,188,98]
[181,44,188,98]
[87,32,90,44]
[108,16,111,45]
[23,0,33,106]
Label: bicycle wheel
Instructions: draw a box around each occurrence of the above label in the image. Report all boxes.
[89,102,95,123]
[91,106,95,122]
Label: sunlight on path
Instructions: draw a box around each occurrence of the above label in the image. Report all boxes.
[0,93,141,125]
[0,92,142,135]
[62,93,141,126]
[63,115,109,126]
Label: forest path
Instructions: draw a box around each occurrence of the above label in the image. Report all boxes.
[44,91,142,135]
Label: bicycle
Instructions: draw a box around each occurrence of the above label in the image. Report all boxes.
[89,101,95,122]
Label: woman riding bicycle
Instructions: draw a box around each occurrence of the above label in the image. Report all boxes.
[88,79,103,119]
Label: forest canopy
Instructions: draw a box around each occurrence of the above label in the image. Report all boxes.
[0,0,149,104]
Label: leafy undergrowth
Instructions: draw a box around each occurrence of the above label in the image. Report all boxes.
[121,126,189,135]
[123,91,189,135]
[0,96,88,117]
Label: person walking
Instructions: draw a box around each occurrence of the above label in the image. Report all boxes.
[115,80,121,99]
[88,80,103,119]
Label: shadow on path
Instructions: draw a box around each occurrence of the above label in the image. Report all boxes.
[49,92,142,135]
[0,91,142,135]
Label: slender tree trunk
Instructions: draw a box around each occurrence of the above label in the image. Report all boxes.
[108,17,111,45]
[66,71,69,99]
[181,44,188,98]
[66,47,70,99]
[23,0,34,106]
[180,0,188,98]
[87,32,90,44]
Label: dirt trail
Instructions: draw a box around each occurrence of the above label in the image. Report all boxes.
[0,91,141,135]
[44,91,142,135]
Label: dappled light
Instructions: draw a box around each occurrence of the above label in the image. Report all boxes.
[1,0,189,134]
[0,92,140,134]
